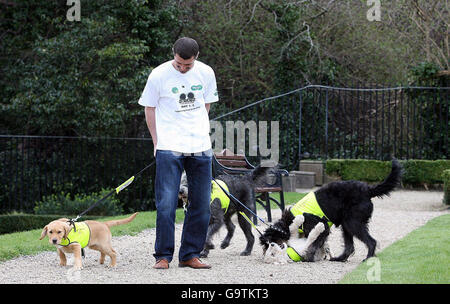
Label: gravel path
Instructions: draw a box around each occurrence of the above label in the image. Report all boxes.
[0,190,447,284]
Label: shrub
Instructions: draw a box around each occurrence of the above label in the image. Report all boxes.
[401,160,450,185]
[0,213,101,235]
[34,189,123,216]
[325,159,392,182]
[325,159,450,187]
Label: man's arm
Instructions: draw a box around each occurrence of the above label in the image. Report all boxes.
[144,106,157,156]
[205,103,211,113]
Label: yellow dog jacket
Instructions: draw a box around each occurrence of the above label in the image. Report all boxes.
[286,247,303,262]
[60,222,91,248]
[290,192,333,233]
[211,179,230,213]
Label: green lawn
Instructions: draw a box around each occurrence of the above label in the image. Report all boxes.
[340,214,450,284]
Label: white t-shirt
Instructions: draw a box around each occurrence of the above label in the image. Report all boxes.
[138,60,219,153]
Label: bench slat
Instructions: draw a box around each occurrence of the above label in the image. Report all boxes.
[255,187,282,193]
[217,159,250,168]
[215,155,246,160]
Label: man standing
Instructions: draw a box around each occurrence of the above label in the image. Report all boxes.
[138,37,218,269]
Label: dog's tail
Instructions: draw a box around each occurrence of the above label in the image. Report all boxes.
[104,212,138,228]
[369,159,402,199]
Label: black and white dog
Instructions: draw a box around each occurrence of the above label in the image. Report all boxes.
[179,165,271,257]
[260,159,402,262]
[262,214,330,264]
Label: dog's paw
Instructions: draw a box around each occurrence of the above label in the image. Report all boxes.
[293,215,305,226]
[240,251,251,256]
[310,223,325,238]
[330,256,348,262]
[318,223,326,233]
[220,241,230,249]
[204,243,215,250]
[200,250,209,258]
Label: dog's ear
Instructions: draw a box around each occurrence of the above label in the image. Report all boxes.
[62,222,71,239]
[259,236,269,254]
[39,226,48,240]
[281,208,294,223]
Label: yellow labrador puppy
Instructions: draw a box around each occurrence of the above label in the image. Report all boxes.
[40,213,138,270]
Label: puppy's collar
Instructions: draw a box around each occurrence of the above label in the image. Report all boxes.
[272,226,290,239]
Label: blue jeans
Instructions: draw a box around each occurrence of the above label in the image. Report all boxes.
[153,149,212,263]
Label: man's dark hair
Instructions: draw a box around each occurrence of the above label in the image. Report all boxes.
[173,37,199,59]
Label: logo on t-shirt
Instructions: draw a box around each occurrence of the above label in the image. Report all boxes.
[177,92,199,112]
[179,92,195,104]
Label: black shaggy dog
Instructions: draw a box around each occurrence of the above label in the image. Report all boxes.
[179,165,271,257]
[260,159,402,262]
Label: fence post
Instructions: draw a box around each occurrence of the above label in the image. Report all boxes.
[325,89,329,159]
[298,90,303,163]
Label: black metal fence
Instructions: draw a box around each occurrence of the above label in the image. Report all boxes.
[212,85,449,170]
[1,85,448,213]
[0,136,155,213]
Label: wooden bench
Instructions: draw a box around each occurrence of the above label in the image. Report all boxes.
[212,149,287,223]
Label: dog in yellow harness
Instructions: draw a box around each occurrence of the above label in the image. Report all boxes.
[40,213,138,270]
[179,165,272,258]
[260,159,402,262]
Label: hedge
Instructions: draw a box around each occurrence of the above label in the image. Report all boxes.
[443,170,450,205]
[1,189,123,235]
[34,188,122,216]
[325,159,392,182]
[325,159,450,186]
[401,160,450,185]
[0,214,101,235]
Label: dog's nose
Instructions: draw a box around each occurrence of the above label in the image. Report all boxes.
[52,239,57,244]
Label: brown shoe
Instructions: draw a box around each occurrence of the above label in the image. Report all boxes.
[153,259,169,269]
[179,257,211,269]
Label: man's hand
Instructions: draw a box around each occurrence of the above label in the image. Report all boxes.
[144,107,157,156]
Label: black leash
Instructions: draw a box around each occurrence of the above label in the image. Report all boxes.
[211,176,290,243]
[68,160,156,230]
[211,177,270,227]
